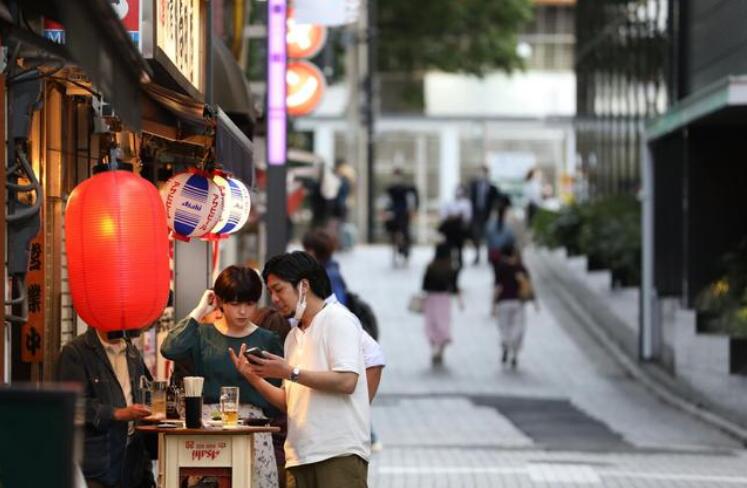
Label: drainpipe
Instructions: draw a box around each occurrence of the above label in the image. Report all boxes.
[640,131,660,360]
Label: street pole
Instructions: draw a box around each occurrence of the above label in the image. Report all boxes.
[364,0,377,243]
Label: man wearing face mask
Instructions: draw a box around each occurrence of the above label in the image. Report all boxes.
[229,251,370,488]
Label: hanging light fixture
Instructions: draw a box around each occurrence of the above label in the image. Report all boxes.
[161,171,225,241]
[65,169,170,332]
[211,174,251,236]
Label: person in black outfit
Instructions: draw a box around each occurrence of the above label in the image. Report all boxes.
[57,328,155,488]
[468,165,501,265]
[385,168,419,266]
[422,243,462,366]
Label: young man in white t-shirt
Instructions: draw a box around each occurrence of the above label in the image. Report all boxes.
[230,251,370,488]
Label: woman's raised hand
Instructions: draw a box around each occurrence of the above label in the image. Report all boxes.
[189,289,217,321]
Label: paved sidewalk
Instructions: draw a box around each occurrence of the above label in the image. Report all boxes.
[336,244,747,487]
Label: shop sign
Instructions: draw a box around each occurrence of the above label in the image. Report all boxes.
[267,0,288,165]
[287,60,326,117]
[43,0,141,45]
[287,8,327,59]
[179,437,231,466]
[21,232,44,363]
[155,0,203,93]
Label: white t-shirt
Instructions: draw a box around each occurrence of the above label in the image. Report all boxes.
[283,303,371,467]
[325,294,386,368]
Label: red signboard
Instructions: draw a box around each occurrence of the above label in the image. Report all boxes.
[44,0,141,45]
[287,8,327,59]
[287,60,326,117]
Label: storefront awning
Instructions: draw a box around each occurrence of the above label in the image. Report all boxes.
[647,76,747,141]
[213,35,257,126]
[11,0,151,130]
[216,108,255,188]
[142,83,254,187]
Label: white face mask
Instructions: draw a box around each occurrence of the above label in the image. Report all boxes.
[294,282,308,321]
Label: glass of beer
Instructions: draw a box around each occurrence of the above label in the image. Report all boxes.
[150,380,168,418]
[219,386,239,427]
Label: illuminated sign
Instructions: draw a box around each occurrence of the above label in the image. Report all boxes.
[287,61,325,117]
[287,8,327,59]
[156,0,203,92]
[267,0,287,165]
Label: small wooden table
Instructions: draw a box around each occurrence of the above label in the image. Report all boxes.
[137,424,279,488]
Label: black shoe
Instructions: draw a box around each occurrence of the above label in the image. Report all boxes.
[510,357,518,369]
[501,348,508,364]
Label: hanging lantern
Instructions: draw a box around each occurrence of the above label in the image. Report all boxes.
[211,174,251,235]
[161,171,224,240]
[65,170,170,332]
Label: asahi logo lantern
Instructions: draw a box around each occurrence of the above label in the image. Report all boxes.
[161,171,224,241]
[212,174,251,235]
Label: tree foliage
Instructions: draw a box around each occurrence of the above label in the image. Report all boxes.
[377,0,533,76]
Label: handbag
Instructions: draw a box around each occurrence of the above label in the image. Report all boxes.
[408,293,425,314]
[516,272,535,302]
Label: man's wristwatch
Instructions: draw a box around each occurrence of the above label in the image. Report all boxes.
[289,367,301,382]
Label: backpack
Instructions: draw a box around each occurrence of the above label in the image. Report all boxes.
[346,291,379,341]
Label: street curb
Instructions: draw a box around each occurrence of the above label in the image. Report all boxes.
[530,249,747,446]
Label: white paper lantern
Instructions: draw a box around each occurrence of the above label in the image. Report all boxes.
[212,175,252,235]
[161,172,224,240]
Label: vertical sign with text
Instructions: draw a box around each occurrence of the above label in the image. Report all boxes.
[21,229,44,363]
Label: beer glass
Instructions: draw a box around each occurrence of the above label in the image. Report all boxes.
[150,380,168,418]
[139,377,168,418]
[219,386,239,427]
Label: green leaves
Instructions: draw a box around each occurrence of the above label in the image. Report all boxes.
[532,195,642,287]
[377,0,533,76]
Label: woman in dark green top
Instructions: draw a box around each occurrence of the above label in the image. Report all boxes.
[161,265,282,488]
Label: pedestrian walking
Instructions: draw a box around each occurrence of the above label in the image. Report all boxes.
[485,203,515,266]
[230,251,370,488]
[438,184,472,270]
[384,167,419,267]
[468,165,500,265]
[524,167,544,228]
[422,243,462,366]
[492,244,536,369]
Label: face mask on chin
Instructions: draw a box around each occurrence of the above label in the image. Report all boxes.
[294,282,308,321]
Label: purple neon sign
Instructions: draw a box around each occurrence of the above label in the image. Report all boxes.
[267,0,287,165]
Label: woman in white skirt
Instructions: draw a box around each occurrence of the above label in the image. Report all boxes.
[492,244,534,368]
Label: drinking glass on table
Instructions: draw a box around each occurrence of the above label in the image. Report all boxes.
[150,380,168,418]
[219,386,239,427]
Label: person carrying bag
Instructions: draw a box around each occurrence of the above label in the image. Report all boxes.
[492,244,536,369]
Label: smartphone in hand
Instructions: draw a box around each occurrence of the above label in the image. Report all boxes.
[244,347,266,362]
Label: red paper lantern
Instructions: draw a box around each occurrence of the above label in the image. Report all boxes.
[65,170,170,332]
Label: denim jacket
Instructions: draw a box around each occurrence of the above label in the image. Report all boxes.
[57,328,153,487]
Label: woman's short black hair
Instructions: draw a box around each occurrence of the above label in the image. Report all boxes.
[213,265,263,303]
[262,251,332,299]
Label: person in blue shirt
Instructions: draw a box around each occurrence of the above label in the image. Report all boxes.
[302,229,348,306]
[161,265,283,488]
